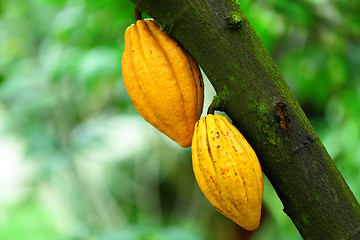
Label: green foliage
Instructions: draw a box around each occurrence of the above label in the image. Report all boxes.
[0,0,359,239]
[0,200,59,240]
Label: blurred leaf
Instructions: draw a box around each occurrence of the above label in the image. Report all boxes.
[96,224,205,240]
[0,200,59,240]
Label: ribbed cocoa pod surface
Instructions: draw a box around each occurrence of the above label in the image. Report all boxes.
[192,114,263,231]
[121,19,204,147]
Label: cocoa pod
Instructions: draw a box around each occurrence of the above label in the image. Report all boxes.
[192,114,263,231]
[121,19,204,147]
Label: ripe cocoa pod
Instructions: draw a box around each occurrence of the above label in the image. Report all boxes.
[191,114,263,231]
[121,19,204,147]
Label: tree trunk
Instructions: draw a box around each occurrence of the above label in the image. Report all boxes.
[129,0,360,239]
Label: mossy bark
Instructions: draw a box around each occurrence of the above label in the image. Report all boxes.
[129,0,360,239]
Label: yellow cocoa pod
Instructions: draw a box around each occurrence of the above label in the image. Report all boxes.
[191,114,263,231]
[121,19,204,147]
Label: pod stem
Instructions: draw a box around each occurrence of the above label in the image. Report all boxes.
[207,99,217,115]
[134,7,142,21]
[207,96,225,115]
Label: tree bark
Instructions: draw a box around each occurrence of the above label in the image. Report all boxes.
[129,0,360,239]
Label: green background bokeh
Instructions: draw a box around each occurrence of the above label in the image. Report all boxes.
[0,0,359,239]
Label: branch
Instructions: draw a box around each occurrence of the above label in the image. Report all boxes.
[129,0,360,238]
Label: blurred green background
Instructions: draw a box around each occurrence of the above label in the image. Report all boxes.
[0,0,359,239]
